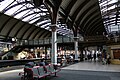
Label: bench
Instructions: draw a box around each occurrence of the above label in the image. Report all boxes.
[19,64,61,80]
[44,64,61,76]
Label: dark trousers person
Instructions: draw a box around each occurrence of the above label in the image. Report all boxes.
[107,58,110,64]
[93,53,96,62]
[106,54,110,64]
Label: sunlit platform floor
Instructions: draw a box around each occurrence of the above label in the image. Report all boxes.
[62,61,120,72]
[0,61,120,80]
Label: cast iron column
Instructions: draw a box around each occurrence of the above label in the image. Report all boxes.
[74,37,79,62]
[51,24,57,65]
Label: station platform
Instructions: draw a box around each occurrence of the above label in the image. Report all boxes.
[62,61,120,72]
[0,61,120,80]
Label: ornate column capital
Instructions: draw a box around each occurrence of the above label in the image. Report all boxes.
[50,24,58,32]
[73,37,79,41]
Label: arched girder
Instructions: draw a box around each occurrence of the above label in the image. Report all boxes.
[86,20,103,35]
[0,15,10,32]
[46,0,62,10]
[77,8,98,27]
[3,1,31,13]
[43,32,51,38]
[86,25,99,36]
[59,11,66,18]
[45,0,54,8]
[16,24,31,39]
[0,16,12,33]
[38,30,47,39]
[32,29,42,39]
[27,27,38,39]
[40,31,50,39]
[81,11,100,31]
[72,25,78,37]
[69,0,91,34]
[90,23,104,35]
[14,22,26,38]
[4,19,20,39]
[20,24,32,40]
[45,33,52,38]
[29,28,40,40]
[22,25,36,40]
[34,29,46,39]
[0,12,3,17]
[90,24,104,36]
[60,0,77,20]
[86,18,102,33]
[74,3,97,29]
[84,16,101,32]
[45,0,62,24]
[88,19,103,31]
[59,7,66,17]
[81,11,100,28]
[1,18,18,39]
[14,7,48,18]
[44,0,53,20]
[66,19,75,32]
[70,0,90,22]
[82,10,100,26]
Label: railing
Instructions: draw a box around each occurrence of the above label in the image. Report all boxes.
[0,58,50,68]
[15,35,107,46]
[84,35,107,42]
[16,36,74,46]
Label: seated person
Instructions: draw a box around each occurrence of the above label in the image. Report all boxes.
[25,62,35,68]
[39,59,45,66]
[45,61,49,65]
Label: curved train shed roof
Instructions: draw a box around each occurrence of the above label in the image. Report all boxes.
[0,0,119,41]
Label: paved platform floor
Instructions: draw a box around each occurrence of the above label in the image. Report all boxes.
[0,61,120,80]
[62,61,120,72]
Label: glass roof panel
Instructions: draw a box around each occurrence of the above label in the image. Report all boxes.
[99,0,119,34]
[41,8,48,12]
[0,0,14,11]
[110,25,119,32]
[37,20,51,26]
[32,8,41,12]
[29,17,40,24]
[45,27,50,30]
[5,4,23,15]
[40,23,51,28]
[22,12,35,20]
[0,0,73,36]
[117,21,120,22]
[14,9,31,19]
[22,13,36,22]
